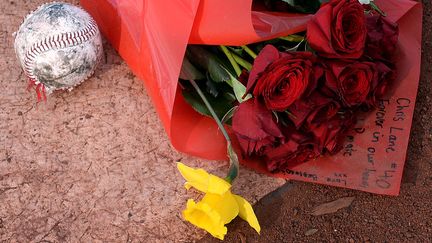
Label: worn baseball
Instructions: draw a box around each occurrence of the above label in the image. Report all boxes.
[14,2,103,97]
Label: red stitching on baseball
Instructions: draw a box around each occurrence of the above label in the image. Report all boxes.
[23,19,98,83]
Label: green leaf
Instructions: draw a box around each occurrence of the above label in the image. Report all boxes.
[233,80,252,103]
[179,57,204,81]
[222,67,252,103]
[223,92,237,102]
[208,59,231,83]
[182,85,234,119]
[187,46,230,83]
[221,106,238,125]
[205,74,219,97]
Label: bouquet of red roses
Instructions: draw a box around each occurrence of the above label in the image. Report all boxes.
[82,0,422,195]
[82,0,422,239]
[180,0,399,173]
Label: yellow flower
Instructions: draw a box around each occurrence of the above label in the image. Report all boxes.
[177,162,260,240]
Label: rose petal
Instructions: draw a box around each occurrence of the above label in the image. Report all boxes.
[246,45,280,93]
[232,99,283,155]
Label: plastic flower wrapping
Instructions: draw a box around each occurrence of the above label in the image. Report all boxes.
[81,0,422,239]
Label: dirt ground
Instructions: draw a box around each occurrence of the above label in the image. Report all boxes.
[0,1,431,243]
[0,1,285,242]
[201,1,432,242]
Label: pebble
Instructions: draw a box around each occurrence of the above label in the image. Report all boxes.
[305,229,318,236]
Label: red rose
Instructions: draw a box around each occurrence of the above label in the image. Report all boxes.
[366,61,396,107]
[288,92,340,129]
[310,110,355,154]
[325,61,377,107]
[262,100,354,171]
[287,92,347,153]
[365,15,399,61]
[306,96,341,128]
[264,127,320,171]
[307,0,367,59]
[246,45,315,111]
[232,98,284,156]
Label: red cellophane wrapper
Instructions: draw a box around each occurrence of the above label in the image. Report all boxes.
[81,0,422,195]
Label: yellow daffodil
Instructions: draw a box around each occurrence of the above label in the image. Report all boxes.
[177,162,260,240]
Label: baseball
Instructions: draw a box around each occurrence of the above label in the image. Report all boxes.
[14,2,103,98]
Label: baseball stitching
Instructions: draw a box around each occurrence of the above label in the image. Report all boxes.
[23,18,99,84]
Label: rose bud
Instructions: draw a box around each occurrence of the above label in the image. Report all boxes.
[307,0,367,59]
[232,98,284,156]
[246,45,315,111]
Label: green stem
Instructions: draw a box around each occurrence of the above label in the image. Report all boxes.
[188,79,239,184]
[279,34,305,43]
[225,142,239,184]
[370,2,386,16]
[189,79,230,142]
[220,46,242,77]
[241,45,257,59]
[232,54,252,71]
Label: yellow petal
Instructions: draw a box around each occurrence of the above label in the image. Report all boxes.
[177,162,231,195]
[201,192,239,224]
[183,199,227,240]
[233,194,261,234]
